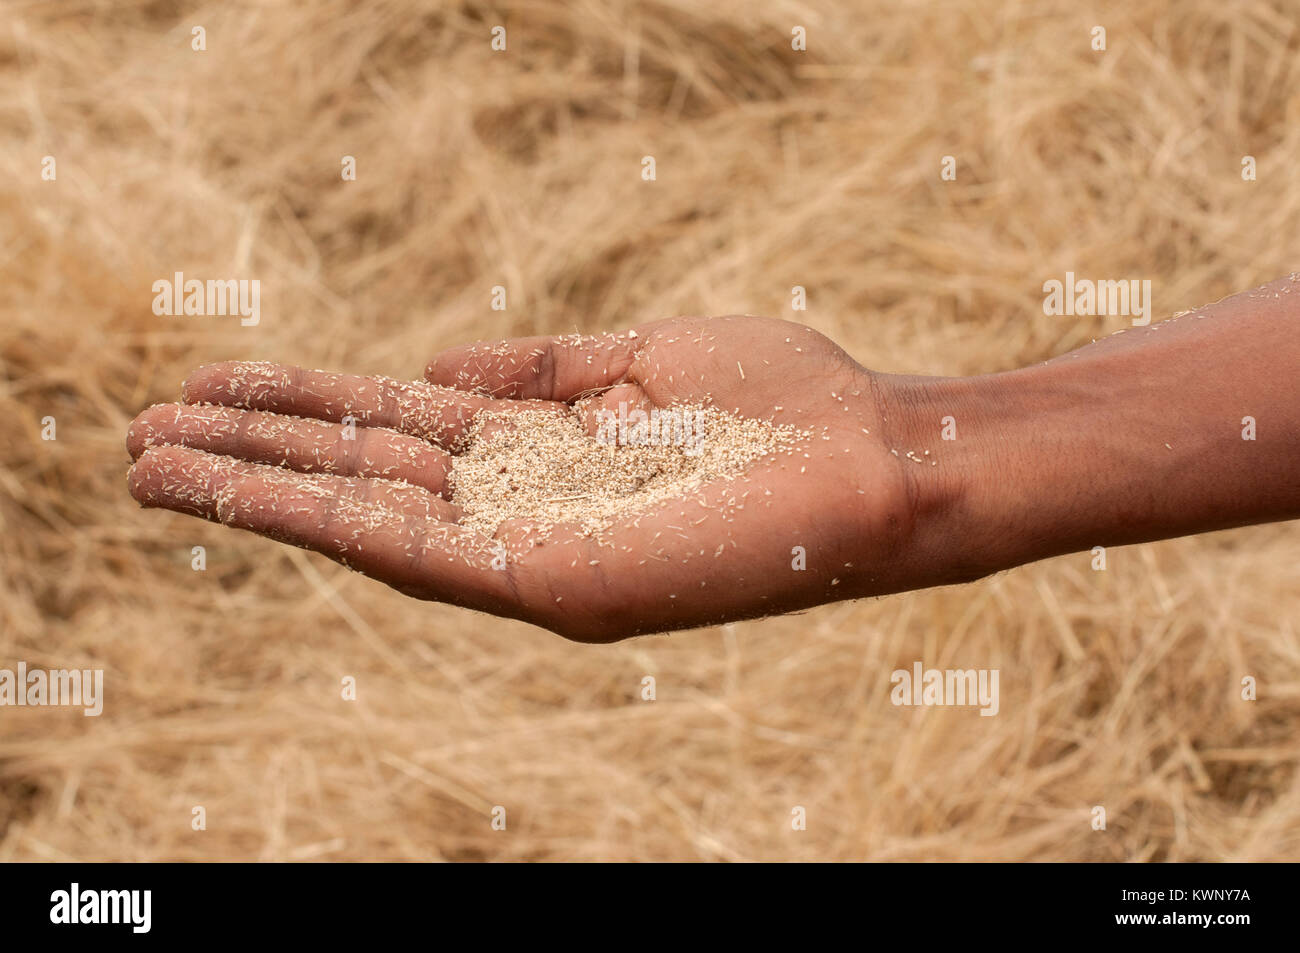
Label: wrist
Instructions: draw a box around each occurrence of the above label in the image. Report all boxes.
[871,280,1300,595]
[872,369,1031,586]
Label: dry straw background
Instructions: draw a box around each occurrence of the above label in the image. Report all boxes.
[3,0,1300,861]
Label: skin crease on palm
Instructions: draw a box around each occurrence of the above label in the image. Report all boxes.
[126,316,915,642]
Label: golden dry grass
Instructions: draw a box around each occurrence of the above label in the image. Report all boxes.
[2,0,1299,861]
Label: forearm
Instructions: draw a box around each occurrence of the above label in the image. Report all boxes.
[881,275,1300,584]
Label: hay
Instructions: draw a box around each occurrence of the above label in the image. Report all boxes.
[2,0,1299,861]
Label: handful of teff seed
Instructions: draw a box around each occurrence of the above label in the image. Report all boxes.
[449,403,805,537]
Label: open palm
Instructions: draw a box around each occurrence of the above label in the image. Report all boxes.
[127,316,915,640]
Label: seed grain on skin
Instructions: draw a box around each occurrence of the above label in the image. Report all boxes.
[450,405,806,537]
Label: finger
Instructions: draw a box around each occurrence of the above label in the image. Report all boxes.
[181,362,565,448]
[127,446,525,611]
[424,330,641,401]
[572,382,656,439]
[127,403,452,495]
[128,444,458,524]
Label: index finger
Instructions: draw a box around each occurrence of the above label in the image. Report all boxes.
[182,361,566,448]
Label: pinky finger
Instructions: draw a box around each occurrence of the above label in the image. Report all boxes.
[127,445,518,612]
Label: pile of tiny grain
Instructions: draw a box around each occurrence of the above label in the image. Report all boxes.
[449,405,804,536]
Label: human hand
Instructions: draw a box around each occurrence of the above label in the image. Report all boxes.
[126,316,930,641]
[129,275,1300,640]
